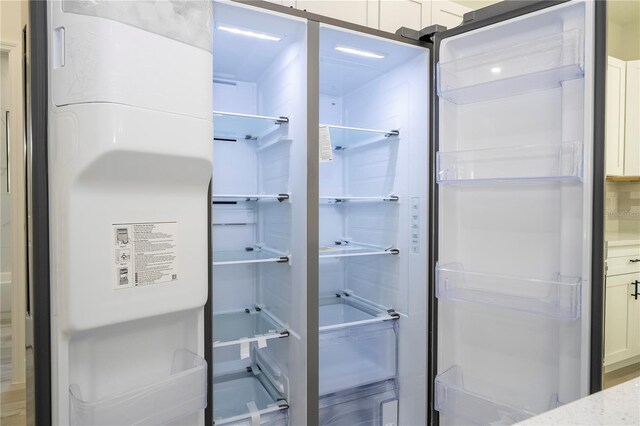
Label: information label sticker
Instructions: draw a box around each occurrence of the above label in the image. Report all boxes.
[319,125,333,163]
[113,221,178,290]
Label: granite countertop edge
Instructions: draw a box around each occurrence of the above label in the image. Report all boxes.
[516,378,640,425]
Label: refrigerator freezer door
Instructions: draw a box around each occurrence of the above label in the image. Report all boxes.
[46,1,212,424]
[434,1,600,424]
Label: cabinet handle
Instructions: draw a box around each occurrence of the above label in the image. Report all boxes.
[630,259,640,263]
[632,281,640,300]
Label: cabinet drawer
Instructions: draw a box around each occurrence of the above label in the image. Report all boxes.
[606,242,640,259]
[606,255,640,276]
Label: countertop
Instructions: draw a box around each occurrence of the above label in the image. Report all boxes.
[605,231,640,246]
[517,378,640,425]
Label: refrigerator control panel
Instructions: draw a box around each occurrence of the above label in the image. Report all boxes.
[411,197,420,254]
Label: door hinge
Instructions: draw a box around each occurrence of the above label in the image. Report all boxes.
[395,25,447,43]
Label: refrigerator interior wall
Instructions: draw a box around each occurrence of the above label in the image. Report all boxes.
[318,25,429,425]
[49,2,212,424]
[436,2,593,424]
[211,3,307,425]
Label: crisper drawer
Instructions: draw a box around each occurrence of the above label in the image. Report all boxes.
[319,320,398,396]
[213,371,289,426]
[320,379,398,426]
[606,255,640,276]
[216,407,288,426]
[69,349,206,425]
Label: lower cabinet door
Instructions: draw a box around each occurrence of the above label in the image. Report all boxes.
[604,272,640,367]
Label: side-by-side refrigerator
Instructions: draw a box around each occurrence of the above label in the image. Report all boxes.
[26,0,604,425]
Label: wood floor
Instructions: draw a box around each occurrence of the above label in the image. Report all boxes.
[1,312,25,425]
[603,362,640,389]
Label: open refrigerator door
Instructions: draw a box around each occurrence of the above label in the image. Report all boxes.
[433,1,602,424]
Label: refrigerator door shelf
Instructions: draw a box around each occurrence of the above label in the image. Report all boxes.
[319,241,399,259]
[213,194,291,203]
[321,124,400,152]
[319,379,398,426]
[213,308,289,349]
[69,349,206,426]
[437,29,584,105]
[319,194,399,204]
[213,111,289,141]
[213,247,290,266]
[319,293,399,332]
[436,141,583,185]
[434,365,555,425]
[436,263,581,320]
[214,372,289,426]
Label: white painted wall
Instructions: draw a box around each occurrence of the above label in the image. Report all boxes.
[608,20,640,61]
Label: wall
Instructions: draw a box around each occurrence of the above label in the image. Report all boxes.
[608,20,640,61]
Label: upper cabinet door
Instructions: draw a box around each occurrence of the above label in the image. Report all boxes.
[297,0,371,26]
[624,60,640,176]
[606,56,627,177]
[431,0,471,29]
[434,1,600,424]
[379,0,430,33]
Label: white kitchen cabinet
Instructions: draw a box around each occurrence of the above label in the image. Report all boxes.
[624,60,640,176]
[263,0,296,6]
[604,271,640,369]
[431,0,471,29]
[379,0,430,33]
[264,0,475,31]
[604,239,640,371]
[606,56,626,177]
[297,0,371,26]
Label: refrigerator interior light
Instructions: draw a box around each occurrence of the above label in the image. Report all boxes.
[335,45,386,59]
[490,67,502,74]
[217,25,282,41]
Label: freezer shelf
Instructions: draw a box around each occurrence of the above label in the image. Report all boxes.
[437,29,584,104]
[213,194,290,203]
[436,263,581,320]
[319,241,399,259]
[319,293,398,331]
[213,111,288,141]
[436,142,582,184]
[320,124,399,151]
[319,379,398,426]
[213,247,289,266]
[435,365,539,425]
[213,308,289,349]
[69,349,206,425]
[214,372,288,425]
[319,195,399,204]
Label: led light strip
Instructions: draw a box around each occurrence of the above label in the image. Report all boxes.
[217,25,282,41]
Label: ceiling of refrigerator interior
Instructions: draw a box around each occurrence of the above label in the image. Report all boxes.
[212,2,306,82]
[319,26,427,98]
[439,1,585,63]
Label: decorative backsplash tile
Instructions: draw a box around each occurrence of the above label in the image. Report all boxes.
[606,181,640,233]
